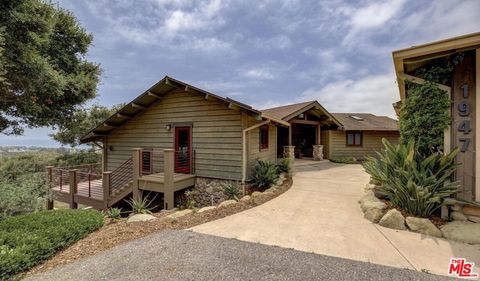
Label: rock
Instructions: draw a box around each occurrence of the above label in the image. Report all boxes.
[405,217,442,237]
[379,209,406,230]
[358,191,376,204]
[373,188,388,199]
[463,205,480,217]
[360,200,386,213]
[451,211,468,221]
[265,187,277,193]
[218,200,237,208]
[251,191,262,198]
[364,183,375,191]
[197,206,216,213]
[166,209,193,219]
[127,214,156,223]
[451,204,462,211]
[239,195,251,202]
[364,208,385,223]
[467,215,480,223]
[441,221,480,244]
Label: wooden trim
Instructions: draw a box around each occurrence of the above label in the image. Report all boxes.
[476,48,480,201]
[132,103,147,110]
[397,73,451,93]
[147,91,162,99]
[289,119,321,125]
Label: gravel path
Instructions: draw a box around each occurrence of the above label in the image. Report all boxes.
[27,230,449,281]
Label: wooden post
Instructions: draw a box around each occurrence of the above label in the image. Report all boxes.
[69,169,78,209]
[163,149,174,210]
[46,166,54,210]
[288,125,292,146]
[316,124,321,145]
[132,148,141,201]
[103,171,111,209]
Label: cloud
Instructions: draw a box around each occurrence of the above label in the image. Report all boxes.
[252,35,292,50]
[244,68,277,80]
[300,74,399,117]
[349,0,407,29]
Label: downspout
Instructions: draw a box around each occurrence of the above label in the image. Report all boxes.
[242,120,271,184]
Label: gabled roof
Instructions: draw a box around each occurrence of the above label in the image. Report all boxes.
[331,113,398,131]
[80,76,289,143]
[261,101,343,127]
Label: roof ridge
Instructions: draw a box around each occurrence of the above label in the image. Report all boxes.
[260,100,316,111]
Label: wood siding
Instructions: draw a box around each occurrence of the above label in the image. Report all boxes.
[325,130,400,159]
[320,129,329,158]
[106,91,244,180]
[246,116,278,178]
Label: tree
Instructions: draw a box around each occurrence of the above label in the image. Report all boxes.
[51,104,123,147]
[0,0,101,135]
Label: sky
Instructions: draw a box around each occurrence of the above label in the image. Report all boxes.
[1,0,480,147]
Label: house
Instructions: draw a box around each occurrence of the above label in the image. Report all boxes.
[392,32,480,203]
[46,76,398,210]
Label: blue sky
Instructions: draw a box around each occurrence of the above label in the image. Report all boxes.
[1,0,480,147]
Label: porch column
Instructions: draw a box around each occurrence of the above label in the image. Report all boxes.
[283,146,295,161]
[288,125,292,146]
[68,169,78,209]
[163,149,174,210]
[313,123,323,161]
[316,124,321,144]
[132,148,141,201]
[46,166,54,210]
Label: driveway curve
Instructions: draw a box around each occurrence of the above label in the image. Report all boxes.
[192,161,480,277]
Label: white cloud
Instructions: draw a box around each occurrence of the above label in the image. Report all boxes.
[349,0,406,29]
[244,68,277,80]
[252,35,292,50]
[300,74,399,117]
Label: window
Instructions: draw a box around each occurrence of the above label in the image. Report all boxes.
[259,125,269,150]
[141,150,152,174]
[346,131,362,146]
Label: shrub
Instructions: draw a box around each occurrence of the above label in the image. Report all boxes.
[183,190,196,209]
[363,139,459,218]
[329,157,360,164]
[105,208,122,220]
[224,182,241,200]
[276,158,292,175]
[251,160,279,190]
[127,196,155,214]
[0,209,103,280]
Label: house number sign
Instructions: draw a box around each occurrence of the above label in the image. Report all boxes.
[458,84,471,152]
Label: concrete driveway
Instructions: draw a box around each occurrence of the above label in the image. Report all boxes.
[192,161,480,276]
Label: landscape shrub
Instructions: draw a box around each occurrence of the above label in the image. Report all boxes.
[251,160,279,190]
[329,157,360,164]
[276,158,292,175]
[223,182,241,200]
[127,196,156,214]
[363,139,459,218]
[105,207,122,220]
[0,209,104,280]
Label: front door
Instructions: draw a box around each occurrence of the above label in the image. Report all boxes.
[174,126,191,173]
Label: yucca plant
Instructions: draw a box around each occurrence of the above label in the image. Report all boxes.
[126,196,155,214]
[105,207,122,220]
[224,182,241,200]
[276,158,292,175]
[363,139,459,218]
[251,160,279,190]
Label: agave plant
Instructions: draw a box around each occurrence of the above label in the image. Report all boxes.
[276,158,292,175]
[363,139,459,217]
[251,160,279,190]
[126,195,156,214]
[224,181,241,200]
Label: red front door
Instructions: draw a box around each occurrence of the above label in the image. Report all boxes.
[174,126,191,173]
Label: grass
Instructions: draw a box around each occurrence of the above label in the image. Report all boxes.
[0,209,104,280]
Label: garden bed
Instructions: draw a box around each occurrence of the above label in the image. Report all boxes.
[25,177,293,277]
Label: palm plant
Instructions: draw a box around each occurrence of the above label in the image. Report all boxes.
[363,139,459,217]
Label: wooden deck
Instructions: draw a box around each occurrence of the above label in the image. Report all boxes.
[138,172,196,192]
[51,179,104,200]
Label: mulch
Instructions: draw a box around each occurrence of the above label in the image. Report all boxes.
[25,178,293,277]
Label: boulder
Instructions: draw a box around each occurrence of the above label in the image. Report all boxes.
[451,211,468,221]
[379,209,406,230]
[218,200,237,208]
[373,188,388,199]
[358,191,376,204]
[251,191,262,198]
[166,209,193,219]
[467,215,480,223]
[364,208,385,223]
[364,183,375,191]
[197,206,216,213]
[239,195,251,202]
[463,205,480,217]
[127,214,156,223]
[360,200,387,213]
[405,217,442,237]
[441,221,480,244]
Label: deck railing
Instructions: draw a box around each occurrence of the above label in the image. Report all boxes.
[139,149,195,176]
[109,157,133,195]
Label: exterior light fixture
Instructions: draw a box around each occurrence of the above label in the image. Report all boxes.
[166,124,172,131]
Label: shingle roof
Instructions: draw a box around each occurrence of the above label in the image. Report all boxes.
[331,113,398,131]
[261,101,316,120]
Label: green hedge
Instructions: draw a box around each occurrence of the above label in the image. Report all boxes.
[0,209,104,280]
